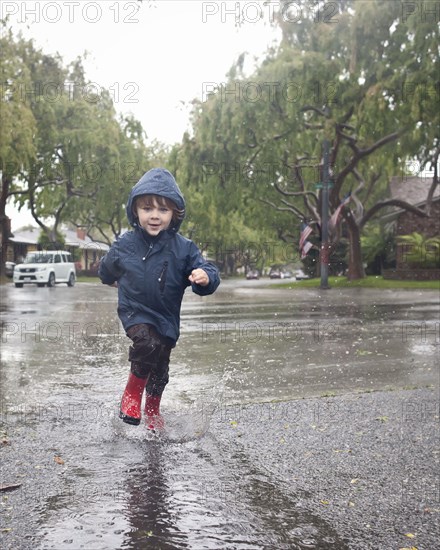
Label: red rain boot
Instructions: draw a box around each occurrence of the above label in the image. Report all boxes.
[144,394,164,431]
[119,372,149,425]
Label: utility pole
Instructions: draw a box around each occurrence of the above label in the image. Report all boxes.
[320,139,330,289]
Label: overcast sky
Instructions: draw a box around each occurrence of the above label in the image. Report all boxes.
[5,0,280,228]
[6,0,280,143]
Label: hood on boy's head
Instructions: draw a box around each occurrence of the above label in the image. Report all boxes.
[126,168,186,231]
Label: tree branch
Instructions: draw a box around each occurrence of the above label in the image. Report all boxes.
[304,123,324,130]
[340,106,354,125]
[364,171,382,204]
[273,127,297,141]
[91,224,112,246]
[273,180,318,202]
[349,169,365,223]
[358,131,401,157]
[335,126,358,146]
[360,199,428,228]
[259,198,305,219]
[336,131,400,189]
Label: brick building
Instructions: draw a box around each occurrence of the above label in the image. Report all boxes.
[381,176,440,278]
[387,176,440,237]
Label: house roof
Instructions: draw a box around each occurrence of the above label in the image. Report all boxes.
[380,176,440,223]
[9,226,109,252]
[8,227,41,244]
[63,228,109,252]
[389,176,440,206]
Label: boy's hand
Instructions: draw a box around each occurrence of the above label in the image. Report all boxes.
[189,268,209,287]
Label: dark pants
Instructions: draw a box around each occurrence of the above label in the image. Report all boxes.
[126,324,172,397]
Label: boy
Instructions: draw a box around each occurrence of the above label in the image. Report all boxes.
[99,168,220,430]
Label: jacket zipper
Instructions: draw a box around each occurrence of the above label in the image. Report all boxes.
[142,243,154,261]
[158,261,168,293]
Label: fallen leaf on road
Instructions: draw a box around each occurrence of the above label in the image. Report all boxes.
[355,349,372,356]
[320,500,329,505]
[54,456,65,465]
[404,533,416,538]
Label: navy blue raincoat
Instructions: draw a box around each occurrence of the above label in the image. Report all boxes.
[99,168,220,345]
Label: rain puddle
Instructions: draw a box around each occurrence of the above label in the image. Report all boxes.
[29,416,346,550]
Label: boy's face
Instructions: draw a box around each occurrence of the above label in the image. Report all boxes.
[135,197,173,236]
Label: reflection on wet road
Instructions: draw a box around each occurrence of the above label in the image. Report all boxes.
[0,280,438,548]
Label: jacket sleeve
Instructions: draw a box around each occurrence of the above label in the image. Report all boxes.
[187,241,220,296]
[98,240,123,285]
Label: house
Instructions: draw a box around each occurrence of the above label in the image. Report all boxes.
[383,176,440,237]
[5,226,39,263]
[7,226,109,270]
[63,227,109,271]
[381,176,440,278]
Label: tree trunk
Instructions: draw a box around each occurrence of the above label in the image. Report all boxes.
[0,175,12,278]
[345,210,365,280]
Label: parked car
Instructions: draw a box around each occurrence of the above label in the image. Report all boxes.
[269,267,282,279]
[269,266,293,279]
[5,261,15,278]
[294,269,310,280]
[246,269,260,280]
[13,251,76,288]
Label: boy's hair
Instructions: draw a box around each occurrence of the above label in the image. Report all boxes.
[133,194,184,226]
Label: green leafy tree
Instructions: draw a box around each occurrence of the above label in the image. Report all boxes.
[182,0,437,279]
[77,114,155,243]
[0,25,36,275]
[4,32,156,247]
[37,228,65,249]
[12,45,122,242]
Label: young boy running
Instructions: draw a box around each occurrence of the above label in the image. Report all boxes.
[99,168,220,430]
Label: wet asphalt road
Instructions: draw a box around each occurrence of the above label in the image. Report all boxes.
[0,278,439,549]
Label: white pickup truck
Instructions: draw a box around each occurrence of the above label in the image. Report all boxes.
[13,250,76,288]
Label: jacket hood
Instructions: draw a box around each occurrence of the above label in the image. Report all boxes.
[126,168,186,232]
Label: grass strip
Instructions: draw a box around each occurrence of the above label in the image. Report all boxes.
[272,275,439,290]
